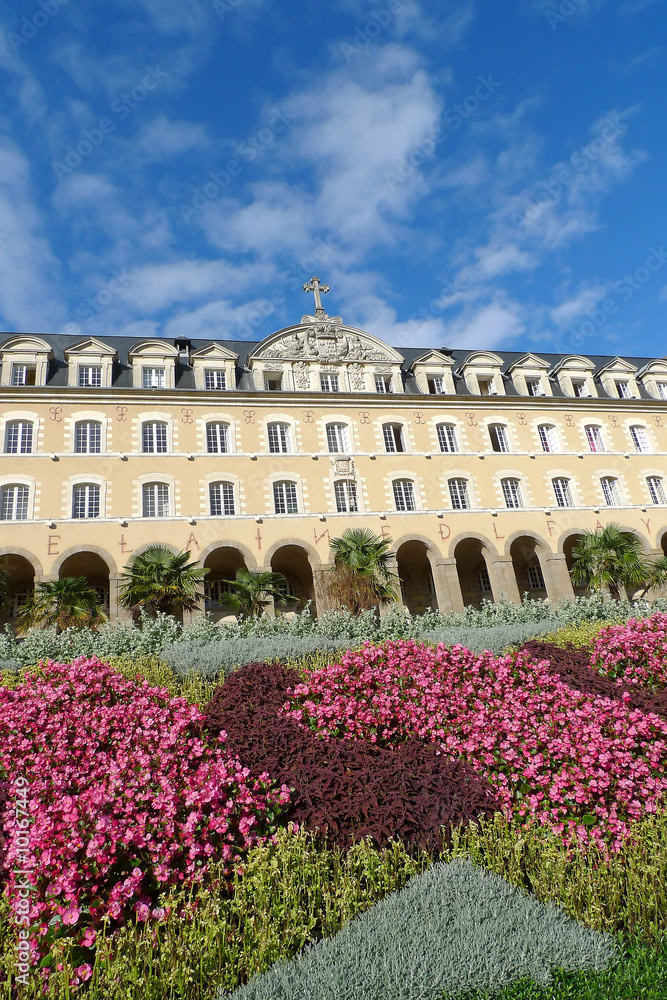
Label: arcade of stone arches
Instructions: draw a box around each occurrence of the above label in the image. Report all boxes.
[3,526,667,625]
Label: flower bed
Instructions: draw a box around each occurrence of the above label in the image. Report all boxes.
[592,613,667,689]
[285,639,667,850]
[0,657,289,978]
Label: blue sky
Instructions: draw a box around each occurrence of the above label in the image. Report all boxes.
[1,0,666,358]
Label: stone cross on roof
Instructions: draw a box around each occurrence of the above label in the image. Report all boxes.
[302,276,330,317]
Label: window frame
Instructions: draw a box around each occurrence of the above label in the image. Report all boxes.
[374,375,391,394]
[320,373,340,393]
[436,423,459,454]
[142,482,170,518]
[142,420,168,454]
[601,476,622,507]
[74,420,102,455]
[72,483,101,519]
[4,420,33,455]
[382,423,405,454]
[392,478,416,511]
[552,477,573,508]
[142,367,166,389]
[501,477,523,509]
[427,375,445,395]
[78,365,102,388]
[206,421,230,454]
[537,424,558,453]
[0,484,30,521]
[647,476,667,505]
[267,422,292,454]
[448,478,470,510]
[326,422,350,454]
[11,364,37,387]
[585,425,605,453]
[209,481,236,516]
[334,479,359,512]
[489,423,510,453]
[273,480,299,515]
[204,369,227,391]
[630,425,650,453]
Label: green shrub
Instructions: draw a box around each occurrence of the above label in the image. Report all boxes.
[223,859,616,999]
[162,636,352,680]
[538,621,613,648]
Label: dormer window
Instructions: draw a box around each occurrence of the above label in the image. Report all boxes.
[428,376,445,394]
[375,375,392,394]
[320,373,339,392]
[78,365,102,388]
[478,377,494,395]
[265,375,283,391]
[143,367,166,389]
[11,364,36,386]
[573,380,590,398]
[616,380,632,399]
[658,383,667,400]
[527,378,545,396]
[205,369,226,390]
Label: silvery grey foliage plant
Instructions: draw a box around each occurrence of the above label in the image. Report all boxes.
[220,860,617,1000]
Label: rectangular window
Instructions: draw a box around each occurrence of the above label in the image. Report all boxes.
[206,422,229,454]
[527,378,545,396]
[630,426,649,453]
[393,479,416,511]
[573,380,590,398]
[477,377,493,395]
[428,376,445,394]
[265,376,283,391]
[616,381,631,399]
[204,369,226,390]
[142,422,168,453]
[143,483,170,517]
[326,423,349,453]
[5,421,33,454]
[11,364,37,386]
[320,373,340,392]
[538,425,557,453]
[78,366,102,387]
[383,424,404,453]
[334,480,358,512]
[501,478,523,509]
[448,478,470,510]
[142,367,166,389]
[0,485,29,520]
[74,421,102,454]
[375,375,391,393]
[489,424,510,453]
[527,564,546,590]
[601,477,621,506]
[478,566,492,593]
[72,484,101,519]
[552,477,573,508]
[267,423,291,453]
[209,482,235,516]
[437,424,459,453]
[273,481,299,514]
[205,580,234,606]
[657,382,667,400]
[585,426,605,453]
[647,477,666,504]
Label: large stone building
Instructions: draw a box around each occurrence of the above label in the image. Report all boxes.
[1,277,667,624]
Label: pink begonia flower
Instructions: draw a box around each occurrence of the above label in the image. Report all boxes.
[62,907,80,926]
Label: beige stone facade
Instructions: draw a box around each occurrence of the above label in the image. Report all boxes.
[1,293,667,623]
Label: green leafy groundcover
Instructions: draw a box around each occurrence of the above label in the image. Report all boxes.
[220,860,616,1000]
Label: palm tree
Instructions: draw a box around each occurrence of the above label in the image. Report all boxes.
[570,523,648,600]
[119,546,207,618]
[220,568,299,617]
[16,577,107,635]
[639,554,667,598]
[328,528,401,612]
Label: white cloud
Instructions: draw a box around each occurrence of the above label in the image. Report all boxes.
[136,116,209,157]
[549,284,608,326]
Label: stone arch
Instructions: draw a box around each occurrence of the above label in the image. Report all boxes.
[57,549,113,614]
[51,545,118,579]
[200,544,253,623]
[394,536,441,615]
[658,526,667,556]
[121,541,180,566]
[0,550,37,627]
[267,541,318,615]
[452,534,498,608]
[560,531,590,597]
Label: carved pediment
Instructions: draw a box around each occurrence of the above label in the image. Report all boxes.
[251,322,401,364]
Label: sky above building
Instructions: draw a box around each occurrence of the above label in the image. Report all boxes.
[0,0,665,358]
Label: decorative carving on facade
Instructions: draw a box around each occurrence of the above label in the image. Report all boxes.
[332,456,355,477]
[293,361,310,389]
[348,363,365,389]
[261,324,390,362]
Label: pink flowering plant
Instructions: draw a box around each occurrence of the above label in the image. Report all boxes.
[0,656,290,971]
[592,613,667,689]
[285,638,667,851]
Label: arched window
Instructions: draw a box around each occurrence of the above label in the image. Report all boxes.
[206,422,230,454]
[142,421,168,454]
[601,476,621,506]
[537,424,557,453]
[489,424,510,453]
[392,479,416,511]
[552,477,573,508]
[273,480,299,514]
[334,480,358,512]
[448,478,470,509]
[267,422,291,454]
[326,423,350,453]
[647,477,666,504]
[209,481,235,516]
[4,420,33,454]
[436,424,459,453]
[0,485,29,520]
[142,482,170,517]
[72,483,101,519]
[585,425,605,453]
[501,478,523,508]
[630,426,650,453]
[74,420,102,454]
[383,423,405,453]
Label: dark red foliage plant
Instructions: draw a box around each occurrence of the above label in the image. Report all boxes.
[521,641,667,719]
[203,662,499,852]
